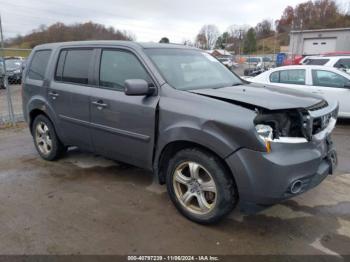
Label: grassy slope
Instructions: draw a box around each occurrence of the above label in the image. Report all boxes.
[255,33,289,55]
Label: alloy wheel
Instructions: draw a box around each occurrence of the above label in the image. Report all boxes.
[173,161,217,215]
[35,122,52,156]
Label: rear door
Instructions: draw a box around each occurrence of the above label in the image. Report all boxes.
[48,48,95,151]
[90,48,159,169]
[310,69,350,117]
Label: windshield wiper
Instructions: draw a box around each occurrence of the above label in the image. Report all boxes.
[212,83,242,89]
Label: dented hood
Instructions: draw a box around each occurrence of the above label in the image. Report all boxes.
[189,83,323,110]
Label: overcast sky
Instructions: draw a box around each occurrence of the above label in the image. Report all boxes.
[1,0,349,43]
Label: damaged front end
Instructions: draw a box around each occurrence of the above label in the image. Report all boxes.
[254,100,339,151]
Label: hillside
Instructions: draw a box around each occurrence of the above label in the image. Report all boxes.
[6,22,134,49]
[256,33,289,54]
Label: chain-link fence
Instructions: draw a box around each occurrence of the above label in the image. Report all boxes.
[0,47,32,125]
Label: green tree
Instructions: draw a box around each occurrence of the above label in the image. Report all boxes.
[159,37,170,43]
[243,28,257,54]
[215,32,230,49]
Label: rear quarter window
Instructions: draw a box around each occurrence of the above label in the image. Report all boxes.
[27,50,52,80]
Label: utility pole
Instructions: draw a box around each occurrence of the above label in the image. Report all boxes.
[0,14,15,125]
[238,29,243,59]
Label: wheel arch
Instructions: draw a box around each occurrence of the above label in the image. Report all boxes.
[26,96,60,136]
[154,140,238,193]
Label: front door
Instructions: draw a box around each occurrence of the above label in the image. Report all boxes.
[90,49,159,169]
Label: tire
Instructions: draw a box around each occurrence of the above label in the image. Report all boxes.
[166,148,238,224]
[32,114,65,161]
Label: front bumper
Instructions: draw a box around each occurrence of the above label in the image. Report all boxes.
[226,136,336,207]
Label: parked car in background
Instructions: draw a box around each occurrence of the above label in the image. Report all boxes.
[217,56,238,70]
[23,41,338,224]
[248,65,350,118]
[0,58,5,88]
[5,57,24,84]
[244,56,274,76]
[282,54,304,66]
[301,56,350,74]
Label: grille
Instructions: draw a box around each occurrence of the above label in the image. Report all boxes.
[312,113,332,134]
[308,100,328,111]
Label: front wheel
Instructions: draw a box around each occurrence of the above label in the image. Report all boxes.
[166,148,238,224]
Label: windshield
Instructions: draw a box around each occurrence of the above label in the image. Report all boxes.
[145,48,242,90]
[5,59,22,70]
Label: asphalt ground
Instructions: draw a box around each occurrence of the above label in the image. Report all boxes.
[0,121,349,256]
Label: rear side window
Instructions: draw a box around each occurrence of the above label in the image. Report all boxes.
[99,50,152,91]
[55,49,93,84]
[28,50,52,80]
[304,59,329,65]
[270,69,306,85]
[312,70,349,88]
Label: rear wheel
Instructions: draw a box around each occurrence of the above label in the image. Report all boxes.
[166,148,237,224]
[32,115,65,161]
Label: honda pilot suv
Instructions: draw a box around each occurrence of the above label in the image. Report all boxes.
[22,41,338,224]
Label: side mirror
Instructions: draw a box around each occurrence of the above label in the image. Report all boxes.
[124,79,154,96]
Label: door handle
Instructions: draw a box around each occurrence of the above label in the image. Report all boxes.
[48,91,59,100]
[92,100,108,109]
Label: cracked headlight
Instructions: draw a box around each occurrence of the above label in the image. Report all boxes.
[255,124,273,152]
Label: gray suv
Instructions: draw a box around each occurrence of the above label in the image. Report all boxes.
[22,41,338,224]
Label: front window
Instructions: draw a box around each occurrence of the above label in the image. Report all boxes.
[145,48,242,90]
[99,50,152,91]
[269,69,305,85]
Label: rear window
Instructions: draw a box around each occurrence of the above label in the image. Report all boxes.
[55,49,93,84]
[246,58,260,63]
[303,59,329,65]
[28,50,52,80]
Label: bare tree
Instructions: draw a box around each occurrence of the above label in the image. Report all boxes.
[195,33,207,49]
[182,39,193,46]
[255,19,273,39]
[196,24,220,50]
[225,25,249,55]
